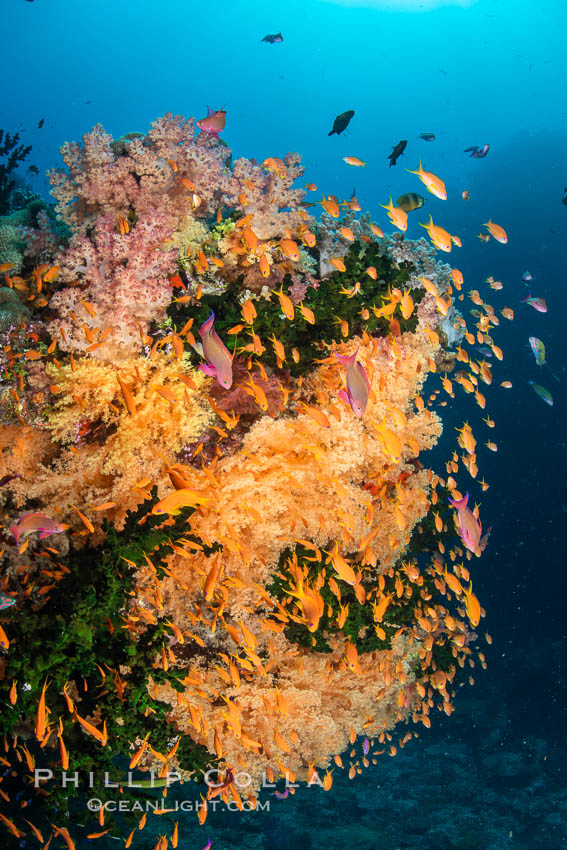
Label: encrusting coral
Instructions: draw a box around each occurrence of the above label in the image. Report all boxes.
[0,112,491,840]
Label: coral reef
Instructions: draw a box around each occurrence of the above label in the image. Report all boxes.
[0,112,490,842]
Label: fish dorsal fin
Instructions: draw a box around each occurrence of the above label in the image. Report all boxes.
[205,105,216,117]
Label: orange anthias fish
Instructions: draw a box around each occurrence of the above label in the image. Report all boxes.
[380,198,407,232]
[407,161,447,200]
[285,577,324,631]
[419,216,452,252]
[152,488,212,516]
[10,512,66,545]
[279,239,300,261]
[483,219,508,244]
[343,156,366,167]
[320,197,340,218]
[196,105,226,136]
[273,284,295,320]
[448,492,482,555]
[263,157,286,178]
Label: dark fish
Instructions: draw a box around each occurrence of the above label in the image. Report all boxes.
[464,144,490,158]
[562,187,567,205]
[419,133,435,141]
[388,140,407,167]
[0,474,20,487]
[396,192,425,212]
[261,32,283,43]
[328,110,355,136]
[38,118,44,129]
[27,165,39,175]
[479,526,492,553]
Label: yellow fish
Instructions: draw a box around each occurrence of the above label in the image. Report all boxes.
[343,156,366,167]
[407,161,447,200]
[419,215,452,252]
[152,489,212,516]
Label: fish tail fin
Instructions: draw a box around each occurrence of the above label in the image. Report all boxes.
[449,492,469,510]
[199,310,215,338]
[334,348,359,368]
[9,525,19,545]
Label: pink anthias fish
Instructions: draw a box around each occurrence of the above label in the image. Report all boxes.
[334,348,371,417]
[198,310,233,388]
[10,512,66,545]
[448,492,482,555]
[196,106,226,136]
[521,293,547,313]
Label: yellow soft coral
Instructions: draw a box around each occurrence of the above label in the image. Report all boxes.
[3,351,214,529]
[128,330,444,787]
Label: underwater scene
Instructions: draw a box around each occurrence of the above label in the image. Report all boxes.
[1,0,566,848]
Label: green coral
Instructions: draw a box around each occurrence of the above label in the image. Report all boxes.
[0,287,30,331]
[0,489,218,829]
[169,238,423,378]
[0,219,25,273]
[267,543,408,655]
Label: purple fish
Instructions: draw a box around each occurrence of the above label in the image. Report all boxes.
[334,348,371,417]
[10,512,66,545]
[362,737,370,755]
[464,144,490,159]
[198,311,233,388]
[448,492,482,555]
[521,293,547,313]
[201,842,212,850]
[196,106,226,136]
[274,789,289,799]
[521,270,534,283]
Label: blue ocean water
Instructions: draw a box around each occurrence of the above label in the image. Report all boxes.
[2,0,567,847]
